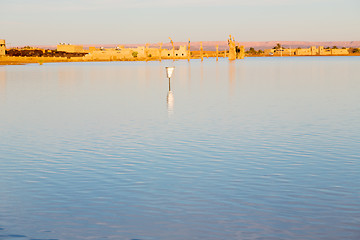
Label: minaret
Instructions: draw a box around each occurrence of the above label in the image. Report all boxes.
[159,42,163,61]
[216,45,219,61]
[228,35,236,61]
[169,37,174,61]
[187,39,191,62]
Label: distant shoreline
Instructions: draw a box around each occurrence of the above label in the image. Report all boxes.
[15,40,360,52]
[1,54,360,66]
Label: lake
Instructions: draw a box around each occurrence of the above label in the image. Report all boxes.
[0,57,359,240]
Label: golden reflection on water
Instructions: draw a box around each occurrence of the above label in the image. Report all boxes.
[185,62,191,92]
[200,61,204,85]
[1,59,360,240]
[228,60,236,96]
[57,66,83,90]
[188,62,191,82]
[0,68,6,102]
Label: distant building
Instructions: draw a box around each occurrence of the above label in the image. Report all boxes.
[84,45,188,61]
[57,43,84,53]
[0,39,6,56]
[265,46,349,56]
[160,46,188,58]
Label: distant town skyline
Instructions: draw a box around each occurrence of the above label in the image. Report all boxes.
[1,0,359,46]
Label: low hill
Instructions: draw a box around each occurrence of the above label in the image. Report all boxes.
[28,41,360,51]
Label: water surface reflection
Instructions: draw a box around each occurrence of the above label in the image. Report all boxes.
[0,58,360,240]
[0,68,6,102]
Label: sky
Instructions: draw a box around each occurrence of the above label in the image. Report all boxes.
[1,0,360,46]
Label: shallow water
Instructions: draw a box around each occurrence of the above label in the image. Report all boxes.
[0,57,360,240]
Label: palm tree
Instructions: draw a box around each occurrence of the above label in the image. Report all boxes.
[273,43,282,50]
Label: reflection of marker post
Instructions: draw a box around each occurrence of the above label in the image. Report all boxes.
[167,90,174,115]
[166,66,175,91]
[166,67,175,115]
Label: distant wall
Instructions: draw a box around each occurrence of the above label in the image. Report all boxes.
[296,48,312,55]
[265,46,349,56]
[57,44,84,53]
[84,46,188,61]
[330,49,349,55]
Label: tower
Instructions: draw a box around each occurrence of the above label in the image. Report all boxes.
[169,37,174,61]
[216,45,219,61]
[228,35,236,61]
[0,40,6,56]
[188,39,191,62]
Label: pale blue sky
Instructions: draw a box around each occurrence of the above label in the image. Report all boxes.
[1,0,359,46]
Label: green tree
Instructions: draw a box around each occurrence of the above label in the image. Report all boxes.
[132,51,138,58]
[332,46,338,49]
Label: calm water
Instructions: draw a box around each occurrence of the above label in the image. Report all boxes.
[0,57,359,240]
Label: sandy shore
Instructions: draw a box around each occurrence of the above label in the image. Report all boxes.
[1,54,359,65]
[0,56,192,65]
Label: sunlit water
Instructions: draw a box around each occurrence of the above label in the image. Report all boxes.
[0,57,359,240]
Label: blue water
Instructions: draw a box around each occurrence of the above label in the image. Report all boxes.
[0,57,359,240]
